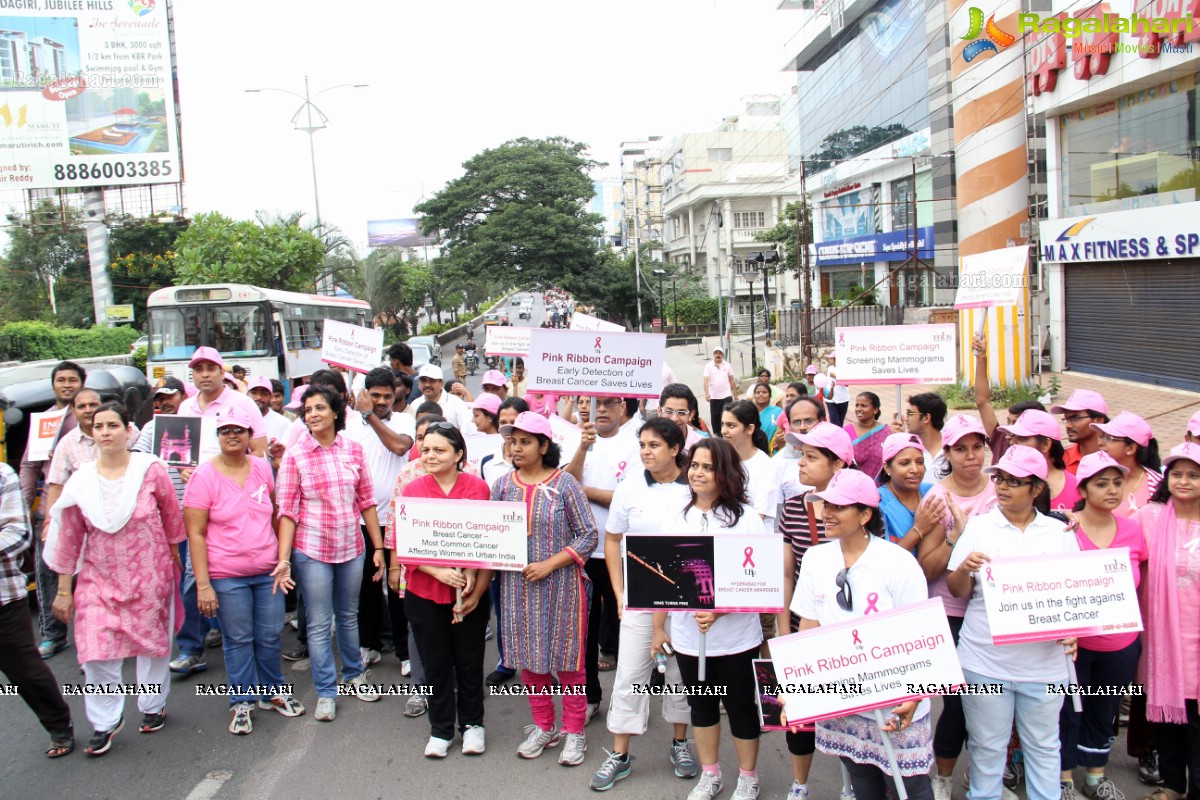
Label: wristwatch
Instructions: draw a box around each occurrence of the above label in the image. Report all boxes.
[361,410,372,423]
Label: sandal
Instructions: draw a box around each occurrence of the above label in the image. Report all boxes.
[597,657,616,672]
[46,734,74,758]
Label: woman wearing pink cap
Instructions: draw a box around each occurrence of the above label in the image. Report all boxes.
[1186,411,1200,445]
[948,445,1081,800]
[999,409,1080,513]
[790,468,934,800]
[1093,412,1162,518]
[491,411,598,767]
[876,432,942,553]
[1136,442,1200,800]
[1057,452,1146,799]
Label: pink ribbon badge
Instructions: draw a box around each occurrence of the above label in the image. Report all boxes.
[616,460,627,478]
[852,629,862,646]
[838,332,845,345]
[864,592,880,614]
[985,567,994,583]
[742,546,755,568]
[594,336,602,352]
[397,504,406,520]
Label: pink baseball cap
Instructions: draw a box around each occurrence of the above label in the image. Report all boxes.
[828,350,837,359]
[1050,389,1109,417]
[881,432,923,464]
[1163,442,1200,470]
[1187,411,1200,437]
[810,468,880,508]
[1093,411,1154,448]
[983,444,1048,481]
[1075,451,1129,483]
[285,385,307,410]
[215,405,257,433]
[184,384,199,399]
[222,373,239,389]
[188,346,224,369]
[481,369,508,388]
[805,365,818,376]
[942,414,988,447]
[999,409,1061,440]
[785,421,854,465]
[247,376,273,393]
[500,410,553,439]
[472,393,502,415]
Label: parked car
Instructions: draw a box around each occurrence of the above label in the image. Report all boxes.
[408,342,434,370]
[406,335,441,365]
[483,313,501,326]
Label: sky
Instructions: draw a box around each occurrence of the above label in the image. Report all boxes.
[172,0,800,254]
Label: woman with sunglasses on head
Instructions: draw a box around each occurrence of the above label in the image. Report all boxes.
[776,421,855,799]
[947,445,1081,800]
[722,400,775,526]
[1092,412,1162,519]
[844,392,889,482]
[790,469,934,800]
[998,409,1080,513]
[650,438,769,800]
[492,412,598,767]
[185,406,302,736]
[1055,452,1146,800]
[397,421,492,758]
[877,432,943,554]
[1136,442,1200,800]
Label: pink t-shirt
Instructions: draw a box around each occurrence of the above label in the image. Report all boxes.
[1075,516,1147,652]
[704,362,735,400]
[1113,469,1162,519]
[927,481,998,616]
[1050,470,1082,513]
[183,456,278,579]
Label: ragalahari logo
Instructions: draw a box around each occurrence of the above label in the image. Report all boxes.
[962,7,1017,61]
[129,0,155,16]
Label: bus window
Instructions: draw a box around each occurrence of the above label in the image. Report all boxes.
[212,304,270,356]
[148,306,201,361]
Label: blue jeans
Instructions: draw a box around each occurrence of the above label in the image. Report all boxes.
[211,573,287,706]
[177,540,216,658]
[292,549,365,698]
[962,668,1064,800]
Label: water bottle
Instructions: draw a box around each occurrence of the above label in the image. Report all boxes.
[655,653,668,674]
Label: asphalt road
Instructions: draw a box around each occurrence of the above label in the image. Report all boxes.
[0,294,1152,799]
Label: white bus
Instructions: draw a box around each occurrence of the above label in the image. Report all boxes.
[144,283,372,386]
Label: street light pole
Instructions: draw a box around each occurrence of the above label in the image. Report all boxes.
[653,268,666,332]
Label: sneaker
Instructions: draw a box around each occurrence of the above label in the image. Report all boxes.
[731,775,759,800]
[485,624,494,641]
[204,629,223,649]
[585,702,600,726]
[517,724,561,759]
[559,732,587,766]
[787,782,810,800]
[85,717,123,757]
[288,617,298,631]
[1005,759,1023,789]
[932,774,953,800]
[687,771,723,800]
[590,750,632,791]
[1083,779,1125,800]
[346,672,381,702]
[839,786,856,800]
[168,653,207,675]
[314,697,336,722]
[1139,751,1162,785]
[360,647,381,667]
[257,695,305,717]
[401,659,412,678]
[671,739,698,779]
[281,644,308,662]
[228,702,253,735]
[462,725,486,755]
[138,711,166,733]
[38,639,69,659]
[486,668,515,686]
[404,695,428,718]
[1062,782,1078,800]
[424,735,452,758]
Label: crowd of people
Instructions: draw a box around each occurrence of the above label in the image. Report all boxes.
[0,334,1197,800]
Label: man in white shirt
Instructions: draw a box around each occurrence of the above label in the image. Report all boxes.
[246,376,291,444]
[416,363,475,432]
[826,350,851,428]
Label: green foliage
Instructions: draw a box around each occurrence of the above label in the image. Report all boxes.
[807,124,912,173]
[132,345,148,371]
[353,249,430,338]
[173,211,325,291]
[415,137,605,290]
[0,321,140,362]
[0,199,92,327]
[419,321,456,336]
[107,214,187,315]
[673,296,725,326]
[935,381,1044,410]
[754,201,812,279]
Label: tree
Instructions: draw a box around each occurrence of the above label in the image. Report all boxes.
[754,200,813,279]
[807,124,912,173]
[173,211,325,291]
[107,214,188,319]
[414,137,605,288]
[0,199,92,327]
[353,248,430,338]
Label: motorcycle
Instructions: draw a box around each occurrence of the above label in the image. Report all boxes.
[465,350,479,376]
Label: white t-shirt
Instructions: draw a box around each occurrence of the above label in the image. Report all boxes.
[922,448,952,482]
[428,389,475,434]
[947,507,1080,682]
[772,447,811,510]
[581,430,641,558]
[742,449,778,525]
[829,365,850,404]
[261,408,292,443]
[668,504,770,657]
[607,472,692,537]
[343,412,415,528]
[480,453,513,489]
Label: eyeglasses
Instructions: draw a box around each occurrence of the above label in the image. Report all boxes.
[597,398,624,408]
[989,474,1034,488]
[1097,433,1130,445]
[658,408,691,418]
[835,567,853,611]
[905,410,922,417]
[217,426,248,436]
[1063,414,1094,424]
[791,416,819,429]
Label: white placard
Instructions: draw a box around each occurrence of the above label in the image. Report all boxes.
[197,417,221,465]
[462,432,503,464]
[392,497,529,571]
[954,246,1028,309]
[624,533,784,613]
[979,549,1142,645]
[320,319,384,374]
[25,406,69,462]
[767,598,965,724]
[484,325,531,357]
[527,329,665,399]
[547,414,583,464]
[834,324,957,385]
[569,311,626,332]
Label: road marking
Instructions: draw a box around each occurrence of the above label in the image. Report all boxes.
[183,771,232,800]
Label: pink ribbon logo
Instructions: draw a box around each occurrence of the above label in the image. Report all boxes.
[838,332,845,345]
[742,547,755,568]
[397,504,406,520]
[852,629,862,646]
[616,460,627,478]
[985,567,994,583]
[864,593,880,614]
[594,336,602,353]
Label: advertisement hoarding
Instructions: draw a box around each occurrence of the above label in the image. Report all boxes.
[367,218,435,248]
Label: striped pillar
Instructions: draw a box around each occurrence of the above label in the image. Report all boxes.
[950,0,1031,386]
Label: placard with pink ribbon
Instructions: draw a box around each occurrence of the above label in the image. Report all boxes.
[526,328,666,399]
[623,533,783,613]
[391,497,529,571]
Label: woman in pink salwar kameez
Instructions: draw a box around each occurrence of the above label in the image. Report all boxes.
[45,401,184,757]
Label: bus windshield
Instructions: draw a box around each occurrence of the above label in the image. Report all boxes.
[148,303,271,361]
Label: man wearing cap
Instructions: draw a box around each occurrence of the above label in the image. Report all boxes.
[825,350,851,428]
[1050,389,1110,475]
[416,363,474,432]
[452,344,468,383]
[246,377,292,444]
[702,347,737,431]
[480,370,509,401]
[1187,411,1200,445]
[179,347,267,462]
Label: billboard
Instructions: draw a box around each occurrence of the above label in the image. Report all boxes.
[367,218,435,248]
[0,1,181,190]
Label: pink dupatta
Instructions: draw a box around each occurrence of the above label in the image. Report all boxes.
[1146,499,1188,724]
